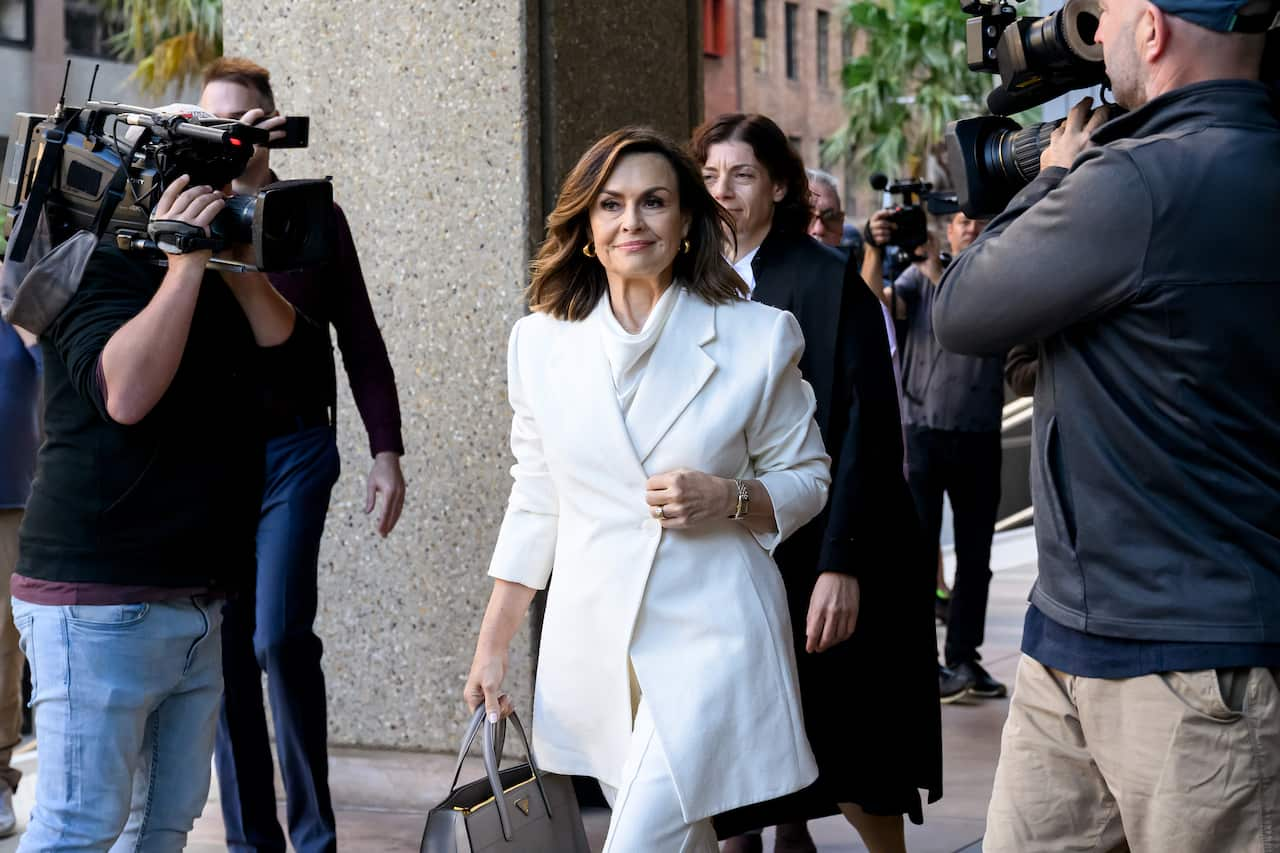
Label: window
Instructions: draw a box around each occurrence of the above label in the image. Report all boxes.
[842,23,854,66]
[752,0,768,73]
[704,0,728,57]
[785,3,799,81]
[817,10,830,89]
[65,0,127,59]
[0,0,31,47]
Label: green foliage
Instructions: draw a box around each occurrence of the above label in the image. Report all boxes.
[95,0,223,96]
[828,0,991,181]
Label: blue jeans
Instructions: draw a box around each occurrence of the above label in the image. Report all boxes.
[13,595,224,853]
[214,425,340,853]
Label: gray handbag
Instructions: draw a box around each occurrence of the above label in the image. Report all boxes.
[420,708,591,853]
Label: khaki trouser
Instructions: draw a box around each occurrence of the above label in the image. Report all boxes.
[985,655,1280,853]
[0,510,26,791]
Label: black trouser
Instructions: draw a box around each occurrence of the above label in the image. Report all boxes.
[906,425,1002,667]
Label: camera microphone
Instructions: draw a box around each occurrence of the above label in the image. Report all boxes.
[870,173,889,191]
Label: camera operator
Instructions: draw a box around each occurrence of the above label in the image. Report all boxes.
[10,104,320,850]
[862,209,1007,704]
[932,0,1280,848]
[198,58,405,853]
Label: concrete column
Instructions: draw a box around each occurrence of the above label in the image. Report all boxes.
[31,0,66,113]
[225,0,701,752]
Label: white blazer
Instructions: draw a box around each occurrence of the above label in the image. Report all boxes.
[489,287,830,822]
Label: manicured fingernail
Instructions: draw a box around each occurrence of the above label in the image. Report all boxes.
[488,711,498,724]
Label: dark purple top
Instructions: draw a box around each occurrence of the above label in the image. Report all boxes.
[11,573,210,605]
[267,202,403,457]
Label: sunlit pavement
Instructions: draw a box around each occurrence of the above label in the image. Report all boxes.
[0,529,1034,852]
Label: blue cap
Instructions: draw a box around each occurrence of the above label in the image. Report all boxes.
[1149,0,1275,32]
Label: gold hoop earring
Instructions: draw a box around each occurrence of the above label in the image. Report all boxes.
[681,239,691,254]
[582,243,596,258]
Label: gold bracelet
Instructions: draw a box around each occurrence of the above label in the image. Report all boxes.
[731,479,750,520]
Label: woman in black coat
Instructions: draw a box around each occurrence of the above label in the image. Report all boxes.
[694,114,941,853]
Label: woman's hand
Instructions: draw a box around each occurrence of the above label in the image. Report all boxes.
[645,468,735,529]
[805,572,860,653]
[464,647,515,723]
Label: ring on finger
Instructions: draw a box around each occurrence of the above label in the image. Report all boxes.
[654,505,667,520]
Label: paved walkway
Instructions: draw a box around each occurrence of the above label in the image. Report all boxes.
[0,531,1037,852]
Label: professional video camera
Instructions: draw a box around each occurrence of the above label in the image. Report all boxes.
[944,0,1108,218]
[2,68,333,281]
[948,0,1280,217]
[868,173,961,273]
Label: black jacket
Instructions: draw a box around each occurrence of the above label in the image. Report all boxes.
[18,244,315,589]
[934,80,1280,643]
[716,230,941,833]
[752,232,916,580]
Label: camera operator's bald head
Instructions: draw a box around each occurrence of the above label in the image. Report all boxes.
[1096,0,1269,108]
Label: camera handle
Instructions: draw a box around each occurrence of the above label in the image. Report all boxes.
[146,220,224,255]
[117,227,259,273]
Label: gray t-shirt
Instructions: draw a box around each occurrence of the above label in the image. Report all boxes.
[894,265,1005,432]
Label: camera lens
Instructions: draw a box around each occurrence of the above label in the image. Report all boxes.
[212,194,257,246]
[985,121,1057,187]
[1025,0,1104,67]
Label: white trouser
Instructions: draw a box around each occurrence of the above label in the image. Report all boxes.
[598,698,719,853]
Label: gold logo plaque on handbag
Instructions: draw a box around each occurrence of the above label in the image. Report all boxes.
[420,708,590,852]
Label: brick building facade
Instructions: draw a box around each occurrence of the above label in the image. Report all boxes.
[703,0,864,219]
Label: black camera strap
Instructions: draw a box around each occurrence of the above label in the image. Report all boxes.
[90,127,148,240]
[7,117,74,264]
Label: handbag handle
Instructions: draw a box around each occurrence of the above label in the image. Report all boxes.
[447,708,503,794]
[482,711,554,842]
[443,707,554,843]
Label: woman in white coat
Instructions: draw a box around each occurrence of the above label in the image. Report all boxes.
[464,126,831,852]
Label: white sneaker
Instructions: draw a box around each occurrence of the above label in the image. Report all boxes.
[0,787,16,837]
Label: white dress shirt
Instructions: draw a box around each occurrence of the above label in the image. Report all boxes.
[729,246,760,296]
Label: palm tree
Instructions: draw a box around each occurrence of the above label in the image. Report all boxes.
[828,0,992,184]
[95,0,222,96]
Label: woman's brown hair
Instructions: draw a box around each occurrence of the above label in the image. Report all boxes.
[528,126,745,321]
[690,113,811,236]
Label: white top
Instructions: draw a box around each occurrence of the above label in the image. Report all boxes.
[596,283,682,414]
[730,246,760,296]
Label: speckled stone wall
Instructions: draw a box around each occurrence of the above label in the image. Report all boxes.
[225,2,701,752]
[536,0,703,200]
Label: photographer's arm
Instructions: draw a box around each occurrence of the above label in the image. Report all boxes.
[933,100,1146,353]
[99,177,224,424]
[932,147,1152,355]
[216,106,298,348]
[219,268,297,347]
[860,210,899,315]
